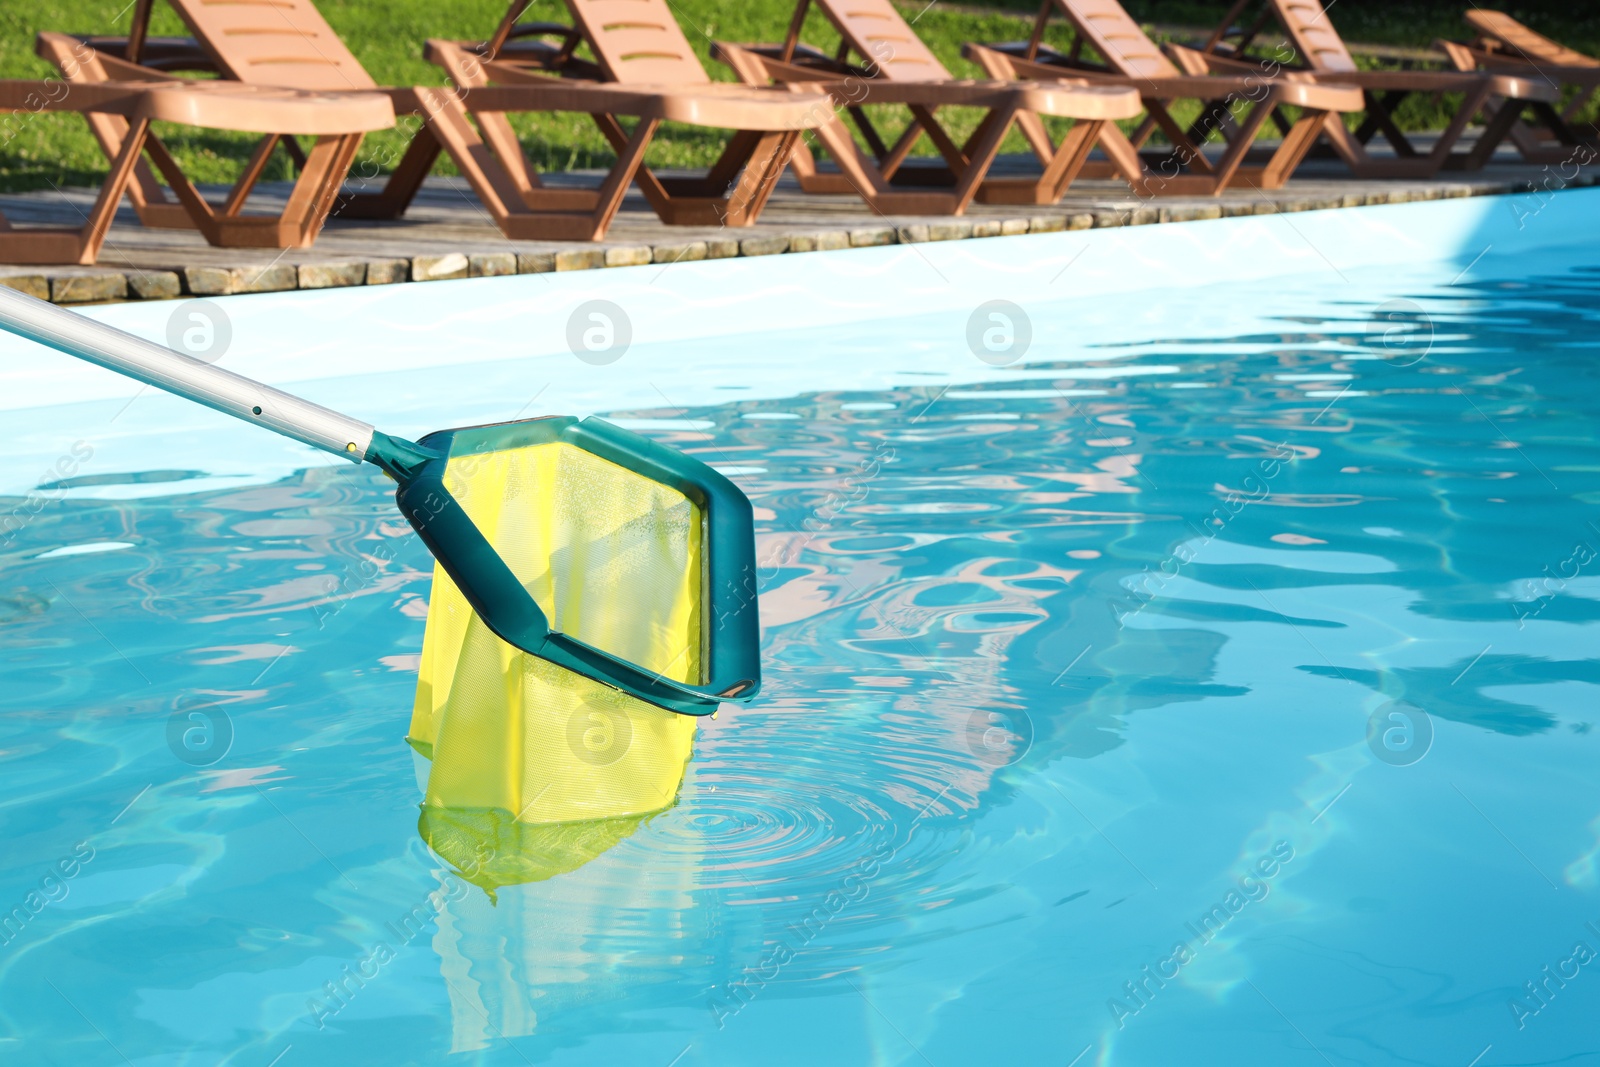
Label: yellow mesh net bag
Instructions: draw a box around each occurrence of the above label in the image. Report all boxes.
[409,441,702,870]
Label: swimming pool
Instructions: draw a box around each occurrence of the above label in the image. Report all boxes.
[2,191,1598,1066]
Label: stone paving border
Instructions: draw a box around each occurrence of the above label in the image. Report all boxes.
[0,178,1581,306]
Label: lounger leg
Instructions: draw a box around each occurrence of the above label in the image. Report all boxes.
[414,89,543,232]
[1181,96,1237,150]
[298,134,366,245]
[1506,116,1552,161]
[475,110,543,197]
[787,138,830,189]
[913,106,971,173]
[1039,119,1103,199]
[1358,91,1420,157]
[75,117,154,265]
[702,130,766,194]
[1428,83,1488,172]
[1455,89,1593,166]
[1258,110,1328,188]
[948,108,1016,213]
[721,130,799,226]
[807,112,893,202]
[964,45,1065,168]
[82,111,194,230]
[1013,109,1058,167]
[279,134,308,173]
[643,126,800,228]
[589,112,677,220]
[588,118,659,239]
[1472,91,1552,160]
[845,106,892,161]
[1129,114,1159,152]
[981,113,1106,206]
[1562,87,1600,126]
[1456,91,1529,171]
[1146,102,1217,177]
[139,134,224,245]
[1315,108,1375,173]
[337,123,443,220]
[413,92,603,240]
[1094,122,1155,195]
[1201,97,1276,193]
[879,123,928,181]
[274,135,355,246]
[654,130,781,202]
[223,133,283,218]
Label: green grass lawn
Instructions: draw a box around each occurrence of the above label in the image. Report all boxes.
[1,0,1596,194]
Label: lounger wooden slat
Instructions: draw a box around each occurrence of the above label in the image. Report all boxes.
[1063,0,1181,79]
[1196,0,1566,176]
[1464,11,1598,69]
[814,0,950,79]
[562,0,713,84]
[159,0,375,91]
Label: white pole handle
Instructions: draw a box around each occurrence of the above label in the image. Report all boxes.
[0,287,374,462]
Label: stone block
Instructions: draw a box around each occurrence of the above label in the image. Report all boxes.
[51,272,127,304]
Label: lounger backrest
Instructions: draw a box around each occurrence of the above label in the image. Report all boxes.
[162,0,376,90]
[1465,10,1597,68]
[813,0,952,81]
[564,0,711,84]
[1271,0,1356,73]
[1058,0,1180,80]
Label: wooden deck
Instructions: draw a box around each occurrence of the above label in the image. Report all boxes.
[0,151,1589,304]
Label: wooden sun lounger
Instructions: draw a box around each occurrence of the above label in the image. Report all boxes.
[963,0,1362,195]
[45,0,829,241]
[709,0,1144,210]
[347,0,834,234]
[35,27,391,251]
[0,77,390,264]
[1195,0,1565,176]
[1434,10,1600,164]
[377,71,826,238]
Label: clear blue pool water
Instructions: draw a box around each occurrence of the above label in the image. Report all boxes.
[2,201,1599,1066]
